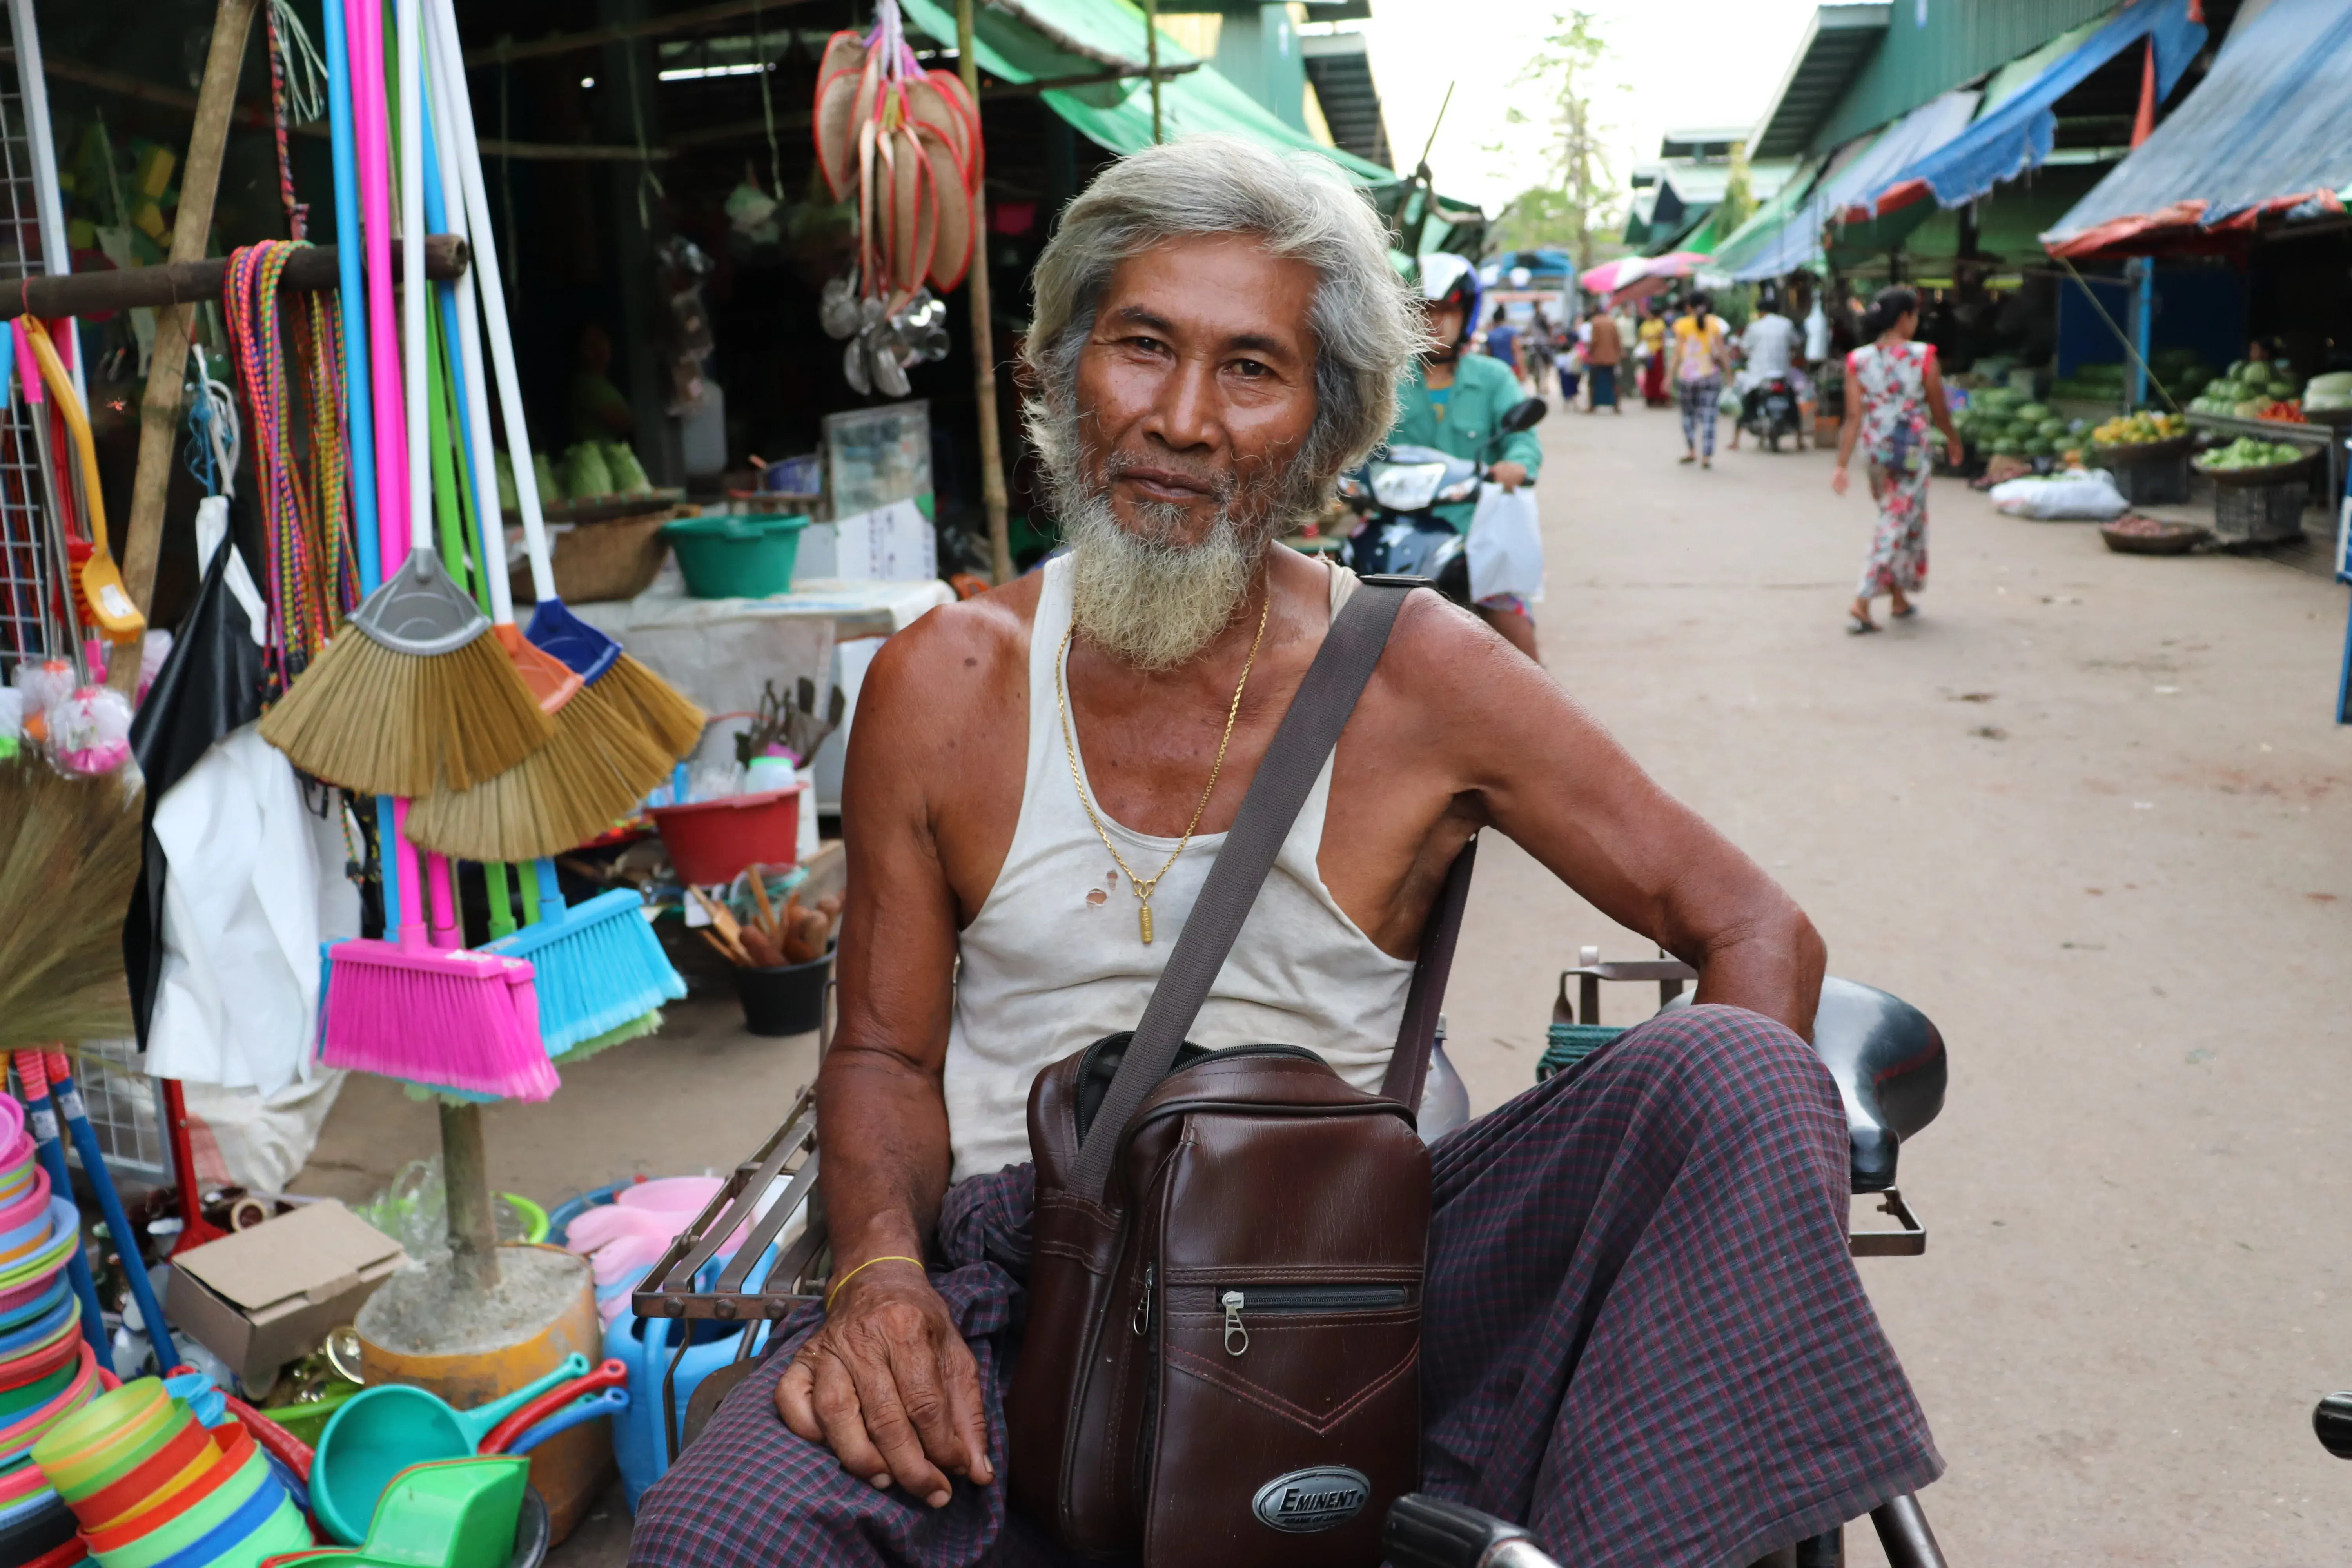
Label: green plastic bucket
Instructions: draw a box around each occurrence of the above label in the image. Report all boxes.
[662,512,808,600]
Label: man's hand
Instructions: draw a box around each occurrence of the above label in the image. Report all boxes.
[776,1261,994,1506]
[1490,460,1529,492]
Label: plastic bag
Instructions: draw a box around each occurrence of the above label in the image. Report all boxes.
[1466,481,1545,605]
[1987,470,2129,521]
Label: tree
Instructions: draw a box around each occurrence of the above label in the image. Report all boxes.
[1491,11,1624,274]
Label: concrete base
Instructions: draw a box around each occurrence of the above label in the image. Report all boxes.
[358,1245,610,1546]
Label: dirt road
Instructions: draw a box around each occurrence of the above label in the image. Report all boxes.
[1438,395,2352,1565]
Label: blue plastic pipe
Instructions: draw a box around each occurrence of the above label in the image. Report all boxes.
[46,1057,176,1368]
[16,1063,106,1359]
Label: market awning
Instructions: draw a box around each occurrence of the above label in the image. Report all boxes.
[1748,4,1893,161]
[2043,0,2352,258]
[898,0,1401,189]
[1713,91,1976,280]
[1861,0,2205,216]
[1704,159,1821,278]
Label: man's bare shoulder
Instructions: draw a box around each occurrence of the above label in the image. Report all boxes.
[853,574,1042,767]
[1356,585,1603,784]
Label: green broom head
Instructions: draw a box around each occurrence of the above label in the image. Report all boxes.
[0,760,140,1051]
[550,1009,662,1067]
[483,885,685,1053]
[258,550,554,798]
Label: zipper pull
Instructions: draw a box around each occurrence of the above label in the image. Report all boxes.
[1132,1265,1153,1338]
[1222,1290,1248,1356]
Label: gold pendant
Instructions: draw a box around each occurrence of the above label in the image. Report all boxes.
[1139,902,1154,945]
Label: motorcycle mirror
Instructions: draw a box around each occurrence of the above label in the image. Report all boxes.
[1499,398,1549,434]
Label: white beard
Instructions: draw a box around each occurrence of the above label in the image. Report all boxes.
[1060,485,1263,673]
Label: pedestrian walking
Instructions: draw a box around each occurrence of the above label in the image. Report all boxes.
[1584,305,1622,412]
[1669,292,1731,467]
[1831,285,1964,635]
[1559,314,1586,406]
[1484,303,1527,392]
[1637,299,1670,406]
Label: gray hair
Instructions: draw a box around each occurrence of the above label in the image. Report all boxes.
[1023,135,1423,486]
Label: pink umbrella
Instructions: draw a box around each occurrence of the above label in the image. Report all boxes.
[1578,256,1647,294]
[1641,250,1711,279]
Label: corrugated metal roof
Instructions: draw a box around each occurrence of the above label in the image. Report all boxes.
[1301,32,1392,168]
[1751,5,1892,160]
[2045,0,2352,254]
[1813,0,2122,152]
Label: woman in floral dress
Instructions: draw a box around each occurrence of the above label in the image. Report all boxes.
[1832,287,1963,633]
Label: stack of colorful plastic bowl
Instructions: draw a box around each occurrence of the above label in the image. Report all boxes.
[31,1380,310,1568]
[0,1094,116,1568]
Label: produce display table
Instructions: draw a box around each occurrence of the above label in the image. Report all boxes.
[2184,412,2345,503]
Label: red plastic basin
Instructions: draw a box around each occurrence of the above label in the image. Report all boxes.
[649,790,799,887]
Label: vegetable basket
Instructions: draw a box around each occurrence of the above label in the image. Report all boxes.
[2194,450,2316,488]
[508,506,680,605]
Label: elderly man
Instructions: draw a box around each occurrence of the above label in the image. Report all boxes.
[632,137,1938,1568]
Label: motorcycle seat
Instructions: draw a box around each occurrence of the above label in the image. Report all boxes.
[1548,962,1945,1192]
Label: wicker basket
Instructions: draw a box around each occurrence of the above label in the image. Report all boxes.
[2094,435,2192,505]
[2212,480,2310,544]
[510,507,680,605]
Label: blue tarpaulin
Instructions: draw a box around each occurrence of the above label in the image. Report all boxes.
[2043,0,2352,256]
[1873,0,2205,213]
[1724,92,1980,281]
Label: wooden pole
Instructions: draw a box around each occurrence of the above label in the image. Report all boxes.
[1143,0,1163,144]
[0,235,467,322]
[108,0,263,695]
[958,0,1013,585]
[439,1102,502,1293]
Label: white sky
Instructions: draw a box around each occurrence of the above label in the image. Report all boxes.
[1347,0,1824,216]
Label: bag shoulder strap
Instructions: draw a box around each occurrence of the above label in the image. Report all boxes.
[1379,835,1475,1110]
[1068,580,1410,1202]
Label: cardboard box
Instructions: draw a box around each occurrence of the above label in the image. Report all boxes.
[167,1200,407,1389]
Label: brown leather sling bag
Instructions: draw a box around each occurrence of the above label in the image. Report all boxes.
[1005,581,1474,1568]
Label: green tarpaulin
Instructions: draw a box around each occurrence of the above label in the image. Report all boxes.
[897,0,1401,189]
[1703,161,1822,277]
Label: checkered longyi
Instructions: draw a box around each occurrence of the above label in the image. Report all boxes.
[630,1005,1941,1568]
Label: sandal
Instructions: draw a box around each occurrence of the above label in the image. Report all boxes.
[1891,603,1919,619]
[1847,614,1880,635]
[1678,453,1697,465]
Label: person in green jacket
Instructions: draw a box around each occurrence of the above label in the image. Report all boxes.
[1388,254,1543,659]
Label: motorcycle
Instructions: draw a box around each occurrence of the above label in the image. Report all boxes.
[1739,374,1804,451]
[1336,397,1549,608]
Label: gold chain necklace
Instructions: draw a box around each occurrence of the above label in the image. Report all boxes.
[1056,593,1270,945]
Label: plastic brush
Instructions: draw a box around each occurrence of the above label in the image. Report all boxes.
[254,0,552,802]
[400,55,674,863]
[426,0,704,760]
[483,863,684,1054]
[311,0,557,1105]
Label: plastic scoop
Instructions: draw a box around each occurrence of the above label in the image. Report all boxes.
[500,1388,628,1458]
[351,1456,528,1568]
[476,1360,628,1455]
[311,1354,586,1545]
[20,318,141,642]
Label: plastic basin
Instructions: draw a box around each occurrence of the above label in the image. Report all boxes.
[662,512,808,599]
[649,790,799,886]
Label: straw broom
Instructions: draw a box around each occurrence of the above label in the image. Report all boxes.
[428,0,704,762]
[0,761,141,1051]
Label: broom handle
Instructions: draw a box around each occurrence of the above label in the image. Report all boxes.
[425,0,558,603]
[398,0,430,561]
[14,1053,109,1359]
[352,0,405,578]
[321,0,378,590]
[421,36,520,630]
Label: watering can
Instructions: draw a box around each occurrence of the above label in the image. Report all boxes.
[312,1354,587,1545]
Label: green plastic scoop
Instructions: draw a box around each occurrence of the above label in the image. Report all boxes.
[312,1356,586,1546]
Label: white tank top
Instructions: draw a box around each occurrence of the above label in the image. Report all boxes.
[941,555,1417,1181]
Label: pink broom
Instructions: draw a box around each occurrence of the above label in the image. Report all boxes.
[315,0,554,1101]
